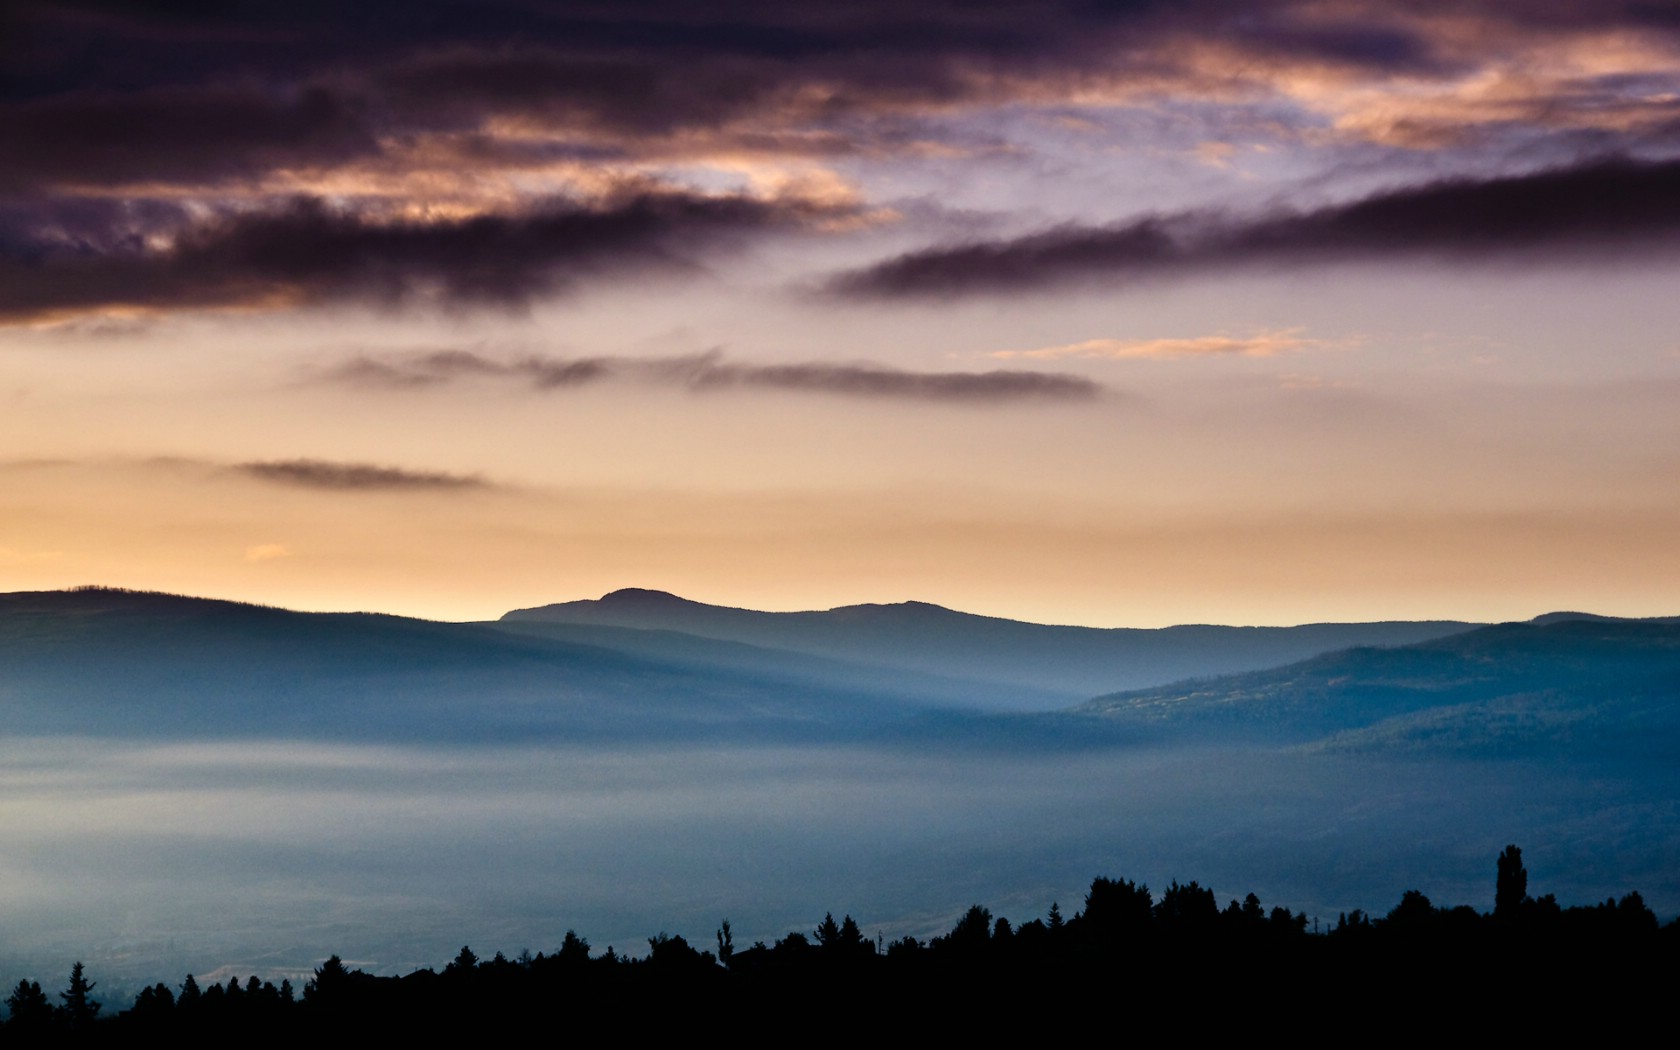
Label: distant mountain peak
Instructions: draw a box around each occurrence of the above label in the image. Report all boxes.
[830,599,960,617]
[892,600,954,613]
[1530,611,1622,625]
[597,588,695,605]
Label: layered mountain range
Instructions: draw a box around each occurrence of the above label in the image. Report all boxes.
[502,588,1475,706]
[6,585,1680,984]
[4,585,1677,758]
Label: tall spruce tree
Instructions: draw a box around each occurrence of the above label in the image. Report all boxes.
[59,962,100,1028]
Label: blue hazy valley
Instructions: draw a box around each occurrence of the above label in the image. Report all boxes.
[2,587,1676,1002]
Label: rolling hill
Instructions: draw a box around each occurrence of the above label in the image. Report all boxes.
[1079,617,1680,757]
[502,588,1477,707]
[0,588,939,742]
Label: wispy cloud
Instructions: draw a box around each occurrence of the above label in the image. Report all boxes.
[235,460,486,492]
[994,328,1329,361]
[321,349,1103,403]
[0,189,854,325]
[242,544,292,563]
[0,546,64,566]
[831,156,1680,298]
[1,454,493,494]
[687,359,1100,401]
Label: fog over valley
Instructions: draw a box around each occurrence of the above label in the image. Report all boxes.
[2,588,1676,1002]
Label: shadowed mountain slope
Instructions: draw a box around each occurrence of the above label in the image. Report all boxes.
[502,589,1478,703]
[0,588,944,742]
[12,588,1669,755]
[486,618,1063,711]
[1080,618,1680,756]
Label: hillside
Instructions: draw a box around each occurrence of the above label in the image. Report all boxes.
[0,588,939,742]
[1080,618,1680,756]
[503,588,1478,705]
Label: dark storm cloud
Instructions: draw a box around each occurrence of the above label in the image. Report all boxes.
[235,459,485,491]
[11,2,1674,192]
[0,190,838,322]
[7,2,1680,320]
[4,2,1159,93]
[831,156,1680,297]
[375,48,785,140]
[0,86,378,194]
[0,3,1150,190]
[0,196,192,261]
[323,349,1103,403]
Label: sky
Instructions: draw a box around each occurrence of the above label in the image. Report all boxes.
[4,0,1680,627]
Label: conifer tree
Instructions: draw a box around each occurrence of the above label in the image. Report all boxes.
[58,962,100,1028]
[179,973,202,1009]
[6,979,53,1032]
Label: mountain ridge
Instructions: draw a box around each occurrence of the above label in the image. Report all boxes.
[503,588,1483,700]
[0,587,943,742]
[1078,617,1680,756]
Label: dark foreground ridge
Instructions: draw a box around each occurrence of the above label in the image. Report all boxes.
[6,847,1674,1041]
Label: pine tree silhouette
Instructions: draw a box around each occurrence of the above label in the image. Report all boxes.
[58,962,100,1028]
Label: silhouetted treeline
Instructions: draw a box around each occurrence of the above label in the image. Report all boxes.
[7,847,1675,1041]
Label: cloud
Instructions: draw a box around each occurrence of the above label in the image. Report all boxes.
[683,357,1102,401]
[242,544,292,563]
[0,85,378,195]
[8,2,1680,326]
[996,329,1324,360]
[0,546,64,566]
[0,457,76,472]
[234,460,485,492]
[320,350,612,390]
[5,3,1676,198]
[0,453,493,493]
[831,155,1680,297]
[318,357,446,390]
[321,349,1103,403]
[321,350,526,389]
[0,3,1168,199]
[0,189,847,323]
